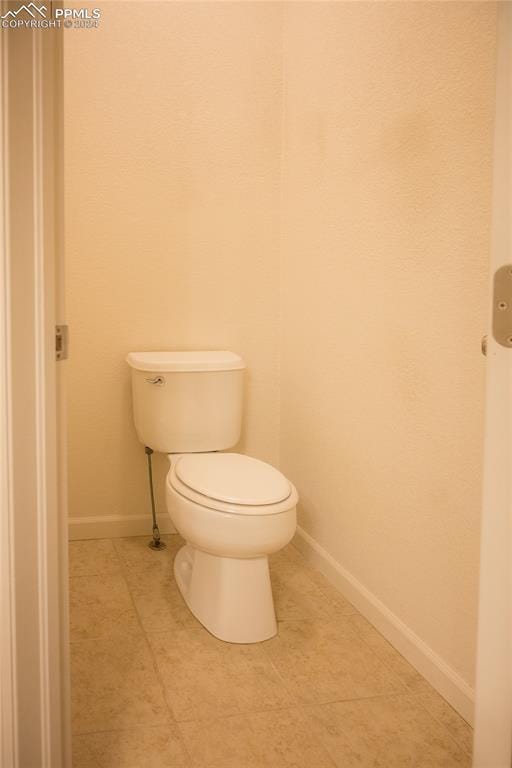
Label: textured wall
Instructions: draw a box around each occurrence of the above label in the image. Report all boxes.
[65,1,496,692]
[64,2,282,523]
[280,1,496,686]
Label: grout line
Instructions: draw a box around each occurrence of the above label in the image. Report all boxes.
[113,540,178,719]
[111,537,195,766]
[175,700,304,728]
[177,705,340,768]
[68,537,189,765]
[73,722,184,738]
[305,689,418,709]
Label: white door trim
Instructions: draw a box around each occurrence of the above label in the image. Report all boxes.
[0,17,18,768]
[0,17,70,767]
[33,29,53,762]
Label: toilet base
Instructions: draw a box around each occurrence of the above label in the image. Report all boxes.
[173,544,277,643]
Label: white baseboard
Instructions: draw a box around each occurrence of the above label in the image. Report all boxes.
[68,514,176,540]
[293,525,475,725]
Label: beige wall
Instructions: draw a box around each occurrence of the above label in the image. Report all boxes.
[65,1,496,691]
[280,1,496,687]
[65,2,282,523]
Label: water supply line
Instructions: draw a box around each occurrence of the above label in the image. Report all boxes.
[145,446,166,550]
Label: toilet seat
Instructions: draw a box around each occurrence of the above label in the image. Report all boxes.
[168,452,297,516]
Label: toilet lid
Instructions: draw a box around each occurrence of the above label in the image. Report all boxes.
[174,453,291,506]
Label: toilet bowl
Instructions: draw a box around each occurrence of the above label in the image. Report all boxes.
[167,452,297,643]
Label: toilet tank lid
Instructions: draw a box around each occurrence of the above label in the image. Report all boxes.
[126,350,245,373]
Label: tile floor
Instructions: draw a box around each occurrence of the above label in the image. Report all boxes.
[70,535,473,767]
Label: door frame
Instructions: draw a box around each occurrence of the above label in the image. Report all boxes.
[0,14,70,768]
[0,15,17,767]
[472,3,512,766]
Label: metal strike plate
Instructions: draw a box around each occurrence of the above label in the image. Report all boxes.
[492,266,512,348]
[55,325,69,361]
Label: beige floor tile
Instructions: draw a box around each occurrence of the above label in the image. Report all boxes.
[270,558,356,621]
[274,545,358,618]
[348,613,432,693]
[147,626,295,722]
[270,542,305,567]
[113,535,184,573]
[71,634,169,733]
[69,574,141,641]
[309,695,471,767]
[80,725,191,768]
[179,714,263,768]
[124,566,201,633]
[306,567,359,610]
[263,619,406,704]
[69,539,122,578]
[179,707,336,768]
[414,687,473,756]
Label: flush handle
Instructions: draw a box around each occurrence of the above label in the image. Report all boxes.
[145,376,165,386]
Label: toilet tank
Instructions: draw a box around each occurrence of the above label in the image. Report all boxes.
[126,351,245,453]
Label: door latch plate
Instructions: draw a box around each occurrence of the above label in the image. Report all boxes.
[492,266,512,348]
[56,325,69,361]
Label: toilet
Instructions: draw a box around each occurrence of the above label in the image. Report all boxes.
[126,350,298,643]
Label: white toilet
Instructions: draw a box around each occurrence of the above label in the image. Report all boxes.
[126,350,298,643]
